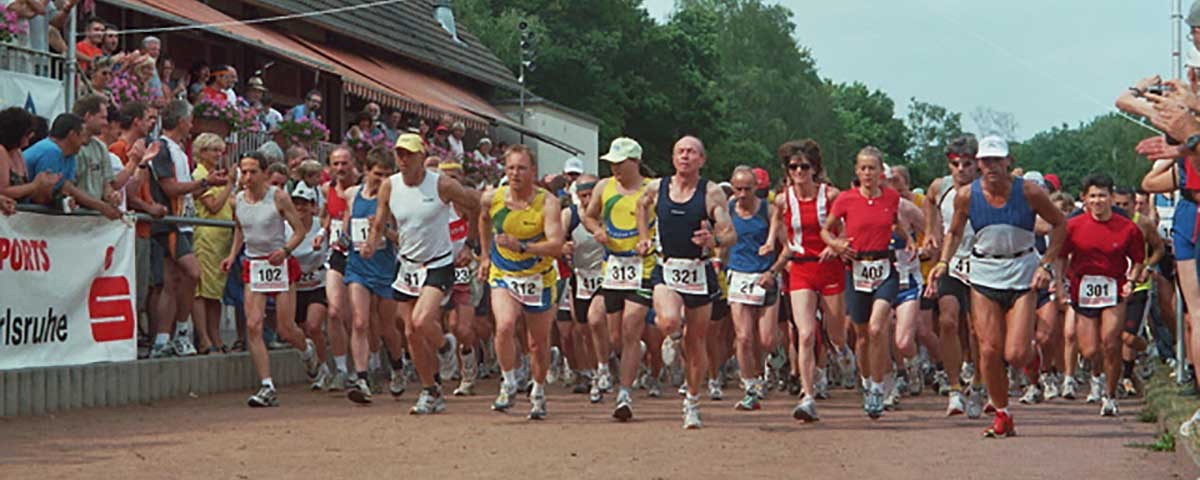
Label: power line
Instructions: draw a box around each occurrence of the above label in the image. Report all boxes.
[108,0,404,35]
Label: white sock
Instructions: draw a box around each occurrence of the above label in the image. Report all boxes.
[685,393,700,405]
[334,355,348,373]
[502,369,519,386]
[175,320,193,337]
[261,378,275,389]
[531,381,545,398]
[597,362,610,374]
[154,333,170,346]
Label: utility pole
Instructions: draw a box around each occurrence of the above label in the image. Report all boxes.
[518,19,535,144]
[65,11,77,109]
[1173,0,1186,383]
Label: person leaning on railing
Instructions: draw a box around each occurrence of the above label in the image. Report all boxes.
[0,107,57,206]
[24,113,121,219]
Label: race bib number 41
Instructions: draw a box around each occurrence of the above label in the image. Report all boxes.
[392,262,428,297]
[603,256,643,290]
[1078,275,1117,308]
[851,259,890,293]
[662,258,707,295]
[250,259,288,292]
[727,271,767,306]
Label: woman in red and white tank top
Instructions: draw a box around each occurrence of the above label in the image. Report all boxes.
[769,139,846,421]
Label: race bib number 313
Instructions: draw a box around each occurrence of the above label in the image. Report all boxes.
[250,260,288,292]
[603,256,642,290]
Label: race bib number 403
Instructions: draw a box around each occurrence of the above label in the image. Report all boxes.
[603,256,642,290]
[662,258,707,295]
[851,259,890,293]
[250,259,289,292]
[1078,275,1117,308]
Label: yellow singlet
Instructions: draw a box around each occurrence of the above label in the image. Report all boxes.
[488,186,559,310]
[600,177,657,280]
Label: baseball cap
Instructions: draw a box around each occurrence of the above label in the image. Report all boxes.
[395,133,425,154]
[600,137,642,163]
[435,125,449,134]
[247,77,267,92]
[976,135,1009,158]
[752,167,770,191]
[290,181,317,202]
[1188,1,1200,27]
[563,157,584,174]
[1023,170,1046,189]
[1044,173,1062,191]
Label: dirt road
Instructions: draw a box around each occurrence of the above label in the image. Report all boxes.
[0,378,1190,479]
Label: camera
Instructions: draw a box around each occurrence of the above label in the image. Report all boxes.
[1147,83,1174,95]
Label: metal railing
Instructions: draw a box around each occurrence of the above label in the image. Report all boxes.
[219,130,336,166]
[0,43,65,80]
[14,203,235,228]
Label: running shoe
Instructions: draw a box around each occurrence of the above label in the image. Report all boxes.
[814,368,830,400]
[683,401,703,429]
[678,381,689,397]
[1086,375,1104,404]
[247,385,278,407]
[984,400,996,414]
[966,387,984,419]
[547,347,562,385]
[453,377,476,397]
[410,388,446,415]
[149,341,175,359]
[613,389,634,421]
[1100,396,1119,417]
[389,369,407,397]
[456,350,478,396]
[865,385,885,419]
[1007,368,1027,398]
[752,379,767,400]
[1120,377,1139,398]
[589,381,604,404]
[492,382,516,412]
[1061,376,1078,400]
[1179,408,1200,437]
[596,368,614,392]
[328,370,349,392]
[562,365,577,386]
[311,363,332,391]
[529,394,547,420]
[1019,384,1042,405]
[838,350,858,390]
[789,373,805,397]
[947,391,967,416]
[662,334,680,368]
[905,360,922,396]
[646,375,663,398]
[572,372,591,394]
[961,361,976,387]
[437,334,459,383]
[348,378,373,404]
[934,370,951,396]
[174,335,198,357]
[735,390,761,411]
[884,380,902,411]
[707,378,723,401]
[1040,372,1059,400]
[983,410,1016,438]
[792,395,819,422]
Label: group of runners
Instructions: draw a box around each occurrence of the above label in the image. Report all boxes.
[223,128,1167,437]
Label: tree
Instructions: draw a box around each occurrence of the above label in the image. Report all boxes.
[904,98,964,187]
[828,81,909,178]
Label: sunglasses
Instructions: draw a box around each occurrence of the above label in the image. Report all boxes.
[788,163,812,171]
[947,160,972,168]
[733,186,754,192]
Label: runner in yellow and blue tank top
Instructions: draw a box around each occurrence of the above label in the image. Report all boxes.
[479,145,563,421]
[581,137,658,419]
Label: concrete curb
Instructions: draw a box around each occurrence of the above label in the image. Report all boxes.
[0,350,306,417]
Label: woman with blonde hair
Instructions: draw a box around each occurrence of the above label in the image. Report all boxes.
[192,133,235,353]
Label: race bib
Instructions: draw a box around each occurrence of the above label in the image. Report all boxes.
[896,250,922,290]
[950,256,971,283]
[1078,275,1117,308]
[852,259,890,293]
[503,275,544,307]
[249,259,288,292]
[603,256,643,290]
[728,271,767,306]
[391,261,428,297]
[331,219,345,240]
[350,218,370,251]
[662,258,708,295]
[559,284,572,311]
[575,268,604,300]
[296,265,326,291]
[454,266,472,285]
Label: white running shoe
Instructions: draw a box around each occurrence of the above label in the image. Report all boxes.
[596,368,614,392]
[301,339,319,379]
[173,335,198,357]
[329,370,349,392]
[683,401,703,429]
[410,388,446,415]
[247,385,278,407]
[792,395,819,422]
[662,334,681,368]
[884,379,902,410]
[933,370,950,396]
[814,368,830,400]
[347,378,372,404]
[389,369,407,397]
[961,362,976,386]
[1179,408,1200,437]
[965,387,984,419]
[707,378,723,400]
[613,389,634,421]
[1040,372,1059,400]
[1100,396,1119,417]
[492,382,516,412]
[1061,375,1078,400]
[1019,384,1042,405]
[547,347,562,385]
[453,377,476,396]
[838,350,858,389]
[589,379,604,404]
[946,390,966,416]
[646,375,663,398]
[437,334,459,382]
[529,394,547,420]
[1086,375,1104,404]
[311,363,332,391]
[149,341,174,359]
[905,360,922,396]
[678,381,689,397]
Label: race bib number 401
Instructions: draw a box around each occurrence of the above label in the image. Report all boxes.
[662,258,707,295]
[1078,275,1117,308]
[250,259,288,292]
[851,259,890,293]
[603,256,643,290]
[727,271,767,306]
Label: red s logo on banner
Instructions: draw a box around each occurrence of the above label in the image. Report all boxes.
[89,246,134,342]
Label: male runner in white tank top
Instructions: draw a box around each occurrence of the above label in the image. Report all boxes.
[366,134,480,415]
[220,151,314,407]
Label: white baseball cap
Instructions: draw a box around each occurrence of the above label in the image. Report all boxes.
[600,137,642,163]
[563,157,584,174]
[1023,170,1046,188]
[977,135,1009,158]
[290,181,318,203]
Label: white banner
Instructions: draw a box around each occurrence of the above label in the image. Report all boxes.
[0,70,65,118]
[0,212,137,369]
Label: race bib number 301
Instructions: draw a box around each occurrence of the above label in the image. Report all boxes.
[603,256,642,291]
[851,259,890,293]
[727,271,767,306]
[1078,275,1117,308]
[250,259,288,292]
[662,258,707,295]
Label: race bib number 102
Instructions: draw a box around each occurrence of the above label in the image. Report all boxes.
[249,259,288,292]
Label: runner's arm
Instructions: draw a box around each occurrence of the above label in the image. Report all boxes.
[439,174,481,216]
[761,201,779,255]
[707,181,737,249]
[1128,221,1148,283]
[1138,215,1165,269]
[476,188,495,281]
[581,178,607,244]
[923,178,944,249]
[1140,159,1177,193]
[937,185,972,264]
[819,194,849,256]
[768,194,790,276]
[276,188,306,255]
[635,179,660,253]
[222,209,243,271]
[898,198,924,244]
[367,179,392,252]
[1026,183,1067,268]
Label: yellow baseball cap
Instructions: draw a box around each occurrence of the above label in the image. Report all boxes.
[395,133,425,154]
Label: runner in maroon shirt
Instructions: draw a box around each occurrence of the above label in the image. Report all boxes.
[1063,173,1146,417]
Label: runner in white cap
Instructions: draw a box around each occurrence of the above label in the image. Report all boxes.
[220,151,317,407]
[287,181,333,390]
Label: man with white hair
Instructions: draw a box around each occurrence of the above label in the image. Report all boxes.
[448,121,466,160]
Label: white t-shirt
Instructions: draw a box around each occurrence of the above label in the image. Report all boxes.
[162,136,196,232]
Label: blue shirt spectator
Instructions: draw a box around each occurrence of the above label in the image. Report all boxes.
[24,136,76,194]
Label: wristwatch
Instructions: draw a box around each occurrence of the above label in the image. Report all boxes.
[1039,262,1054,277]
[1186,134,1200,153]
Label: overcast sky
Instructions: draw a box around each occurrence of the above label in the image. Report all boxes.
[642,0,1174,140]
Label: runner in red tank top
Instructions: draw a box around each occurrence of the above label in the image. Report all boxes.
[768,139,845,422]
[317,147,359,391]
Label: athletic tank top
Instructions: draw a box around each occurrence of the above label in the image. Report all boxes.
[448,207,469,259]
[939,175,975,282]
[488,186,554,277]
[784,183,828,258]
[601,177,656,277]
[236,186,285,258]
[389,171,452,267]
[326,182,348,221]
[967,178,1037,290]
[655,176,709,259]
[569,204,605,271]
[288,219,327,291]
[728,198,772,273]
[346,186,396,285]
